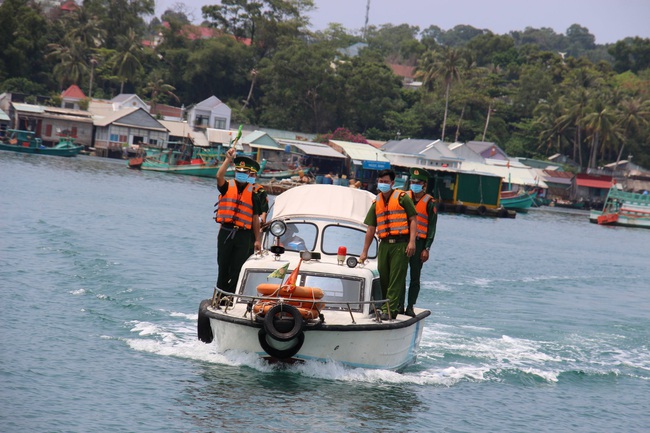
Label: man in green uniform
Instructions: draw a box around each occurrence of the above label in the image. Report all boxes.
[401,167,437,317]
[360,169,417,320]
[215,147,262,294]
[247,169,269,255]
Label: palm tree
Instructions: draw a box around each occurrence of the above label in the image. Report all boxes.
[436,47,464,141]
[47,37,88,88]
[112,28,143,94]
[143,74,180,114]
[583,98,621,169]
[556,88,590,167]
[614,97,650,167]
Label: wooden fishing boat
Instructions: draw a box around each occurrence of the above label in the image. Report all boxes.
[590,186,650,229]
[197,185,430,371]
[0,130,83,157]
[499,189,536,211]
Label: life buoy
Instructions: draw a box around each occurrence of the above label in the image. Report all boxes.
[197,299,214,343]
[263,304,305,341]
[258,329,304,359]
[477,205,487,216]
[256,283,324,299]
[253,302,322,320]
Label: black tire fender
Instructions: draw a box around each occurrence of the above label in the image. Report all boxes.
[263,304,304,341]
[197,299,214,343]
[477,205,487,216]
[258,329,304,359]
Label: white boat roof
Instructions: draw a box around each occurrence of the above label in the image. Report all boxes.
[273,184,375,224]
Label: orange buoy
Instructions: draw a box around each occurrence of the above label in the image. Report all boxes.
[253,302,321,320]
[256,283,324,299]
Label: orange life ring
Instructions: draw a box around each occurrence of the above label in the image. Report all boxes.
[253,302,320,320]
[256,283,324,299]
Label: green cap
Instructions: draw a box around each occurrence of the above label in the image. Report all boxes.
[233,156,260,173]
[409,167,429,181]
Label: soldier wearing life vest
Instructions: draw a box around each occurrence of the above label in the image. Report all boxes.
[215,147,262,294]
[401,167,437,317]
[360,169,417,321]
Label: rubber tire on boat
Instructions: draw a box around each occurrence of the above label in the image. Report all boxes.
[197,299,214,344]
[263,304,304,342]
[258,329,304,360]
[455,204,465,214]
[498,207,509,218]
[477,205,486,216]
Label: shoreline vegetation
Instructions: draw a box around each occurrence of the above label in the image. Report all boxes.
[0,0,648,172]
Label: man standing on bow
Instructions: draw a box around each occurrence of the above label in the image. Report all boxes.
[360,169,417,320]
[401,167,437,317]
[214,147,262,294]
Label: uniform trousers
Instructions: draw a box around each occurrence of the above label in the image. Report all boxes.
[217,227,253,293]
[377,240,409,315]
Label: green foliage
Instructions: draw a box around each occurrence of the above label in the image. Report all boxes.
[3,2,649,168]
[315,127,368,144]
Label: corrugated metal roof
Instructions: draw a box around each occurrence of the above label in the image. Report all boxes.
[12,103,44,114]
[330,140,390,162]
[281,141,346,159]
[92,107,139,127]
[576,178,612,189]
[0,108,9,121]
[462,161,548,188]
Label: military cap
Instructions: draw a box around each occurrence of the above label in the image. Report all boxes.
[233,156,260,173]
[409,167,429,181]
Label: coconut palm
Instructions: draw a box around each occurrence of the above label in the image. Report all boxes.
[112,28,143,94]
[143,74,180,113]
[47,37,88,89]
[614,97,650,167]
[583,98,622,169]
[437,47,464,141]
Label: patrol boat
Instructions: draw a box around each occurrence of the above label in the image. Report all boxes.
[197,184,430,371]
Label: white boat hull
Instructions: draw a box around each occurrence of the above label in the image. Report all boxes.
[205,303,428,371]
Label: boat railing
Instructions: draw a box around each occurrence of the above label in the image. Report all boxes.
[210,287,393,324]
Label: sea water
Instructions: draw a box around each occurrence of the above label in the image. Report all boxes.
[1,152,648,433]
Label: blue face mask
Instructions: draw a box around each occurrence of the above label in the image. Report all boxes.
[247,176,256,184]
[410,184,423,194]
[235,172,249,183]
[377,182,392,193]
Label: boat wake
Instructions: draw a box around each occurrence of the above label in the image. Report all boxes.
[120,310,650,386]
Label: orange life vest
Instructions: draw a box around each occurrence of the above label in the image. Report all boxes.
[215,180,254,229]
[408,191,433,239]
[375,190,409,239]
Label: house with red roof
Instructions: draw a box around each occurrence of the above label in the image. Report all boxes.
[61,84,86,110]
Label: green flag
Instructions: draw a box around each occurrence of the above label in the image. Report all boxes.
[267,262,289,280]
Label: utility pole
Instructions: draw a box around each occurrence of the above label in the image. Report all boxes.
[363,0,371,41]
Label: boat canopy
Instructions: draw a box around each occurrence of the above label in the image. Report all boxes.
[272,184,375,224]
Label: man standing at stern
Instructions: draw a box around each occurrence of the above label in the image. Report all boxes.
[214,147,262,294]
[402,167,437,317]
[360,169,417,320]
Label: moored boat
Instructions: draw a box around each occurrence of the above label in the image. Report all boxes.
[499,189,536,211]
[590,186,650,229]
[197,184,430,370]
[0,130,83,157]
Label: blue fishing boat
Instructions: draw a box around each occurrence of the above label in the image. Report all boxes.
[499,189,536,211]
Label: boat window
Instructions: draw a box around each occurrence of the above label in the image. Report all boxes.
[321,225,377,258]
[239,270,276,298]
[264,222,317,252]
[303,274,363,312]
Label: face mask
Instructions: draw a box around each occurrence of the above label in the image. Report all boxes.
[235,172,249,183]
[247,176,256,184]
[377,182,392,193]
[410,184,423,194]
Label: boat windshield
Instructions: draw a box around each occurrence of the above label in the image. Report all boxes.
[321,224,377,258]
[240,270,364,312]
[264,222,317,252]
